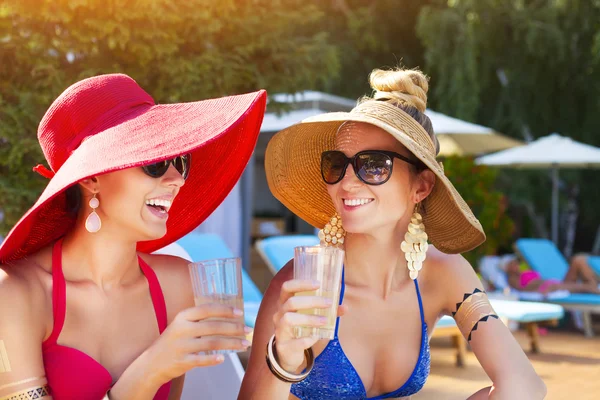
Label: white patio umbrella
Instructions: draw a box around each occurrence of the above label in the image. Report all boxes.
[262,92,522,156]
[476,133,600,243]
[425,110,523,156]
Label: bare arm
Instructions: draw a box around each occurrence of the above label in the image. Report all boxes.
[111,255,248,400]
[108,352,165,400]
[0,266,52,399]
[109,303,249,400]
[239,261,334,400]
[238,263,297,400]
[439,255,546,400]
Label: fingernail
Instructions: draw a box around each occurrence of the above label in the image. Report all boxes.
[233,308,244,316]
[312,280,321,286]
[215,355,224,362]
[319,317,328,324]
[324,298,333,305]
[242,340,251,347]
[244,326,253,333]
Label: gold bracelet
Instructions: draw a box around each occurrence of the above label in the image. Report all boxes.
[452,289,499,341]
[265,335,314,383]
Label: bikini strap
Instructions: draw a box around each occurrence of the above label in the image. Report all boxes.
[339,267,346,305]
[413,279,426,326]
[138,257,168,333]
[333,267,345,338]
[43,239,67,348]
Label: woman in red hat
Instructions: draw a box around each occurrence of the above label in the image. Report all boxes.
[0,74,266,400]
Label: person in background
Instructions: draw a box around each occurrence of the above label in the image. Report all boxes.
[505,255,600,295]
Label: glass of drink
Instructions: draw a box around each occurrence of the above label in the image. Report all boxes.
[188,258,244,355]
[293,246,345,340]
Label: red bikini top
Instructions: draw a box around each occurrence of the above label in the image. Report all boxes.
[42,239,171,399]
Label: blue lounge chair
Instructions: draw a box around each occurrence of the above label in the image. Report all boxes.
[515,238,600,337]
[255,235,320,275]
[177,232,263,328]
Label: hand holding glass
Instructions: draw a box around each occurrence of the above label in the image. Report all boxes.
[188,257,245,355]
[293,246,344,340]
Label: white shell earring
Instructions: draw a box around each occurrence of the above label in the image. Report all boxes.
[85,193,101,233]
[401,204,428,280]
[318,213,345,247]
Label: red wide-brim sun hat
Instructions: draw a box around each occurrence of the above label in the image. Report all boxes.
[0,74,267,263]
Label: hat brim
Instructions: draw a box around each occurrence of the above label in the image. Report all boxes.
[265,111,485,254]
[0,90,267,263]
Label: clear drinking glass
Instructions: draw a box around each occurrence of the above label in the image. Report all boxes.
[293,246,345,340]
[188,258,244,355]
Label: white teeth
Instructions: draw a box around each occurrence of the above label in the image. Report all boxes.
[145,199,172,210]
[344,198,372,207]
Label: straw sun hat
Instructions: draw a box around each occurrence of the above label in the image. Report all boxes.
[0,74,266,263]
[265,69,485,254]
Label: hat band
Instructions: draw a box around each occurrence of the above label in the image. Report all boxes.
[32,164,55,179]
[352,101,437,156]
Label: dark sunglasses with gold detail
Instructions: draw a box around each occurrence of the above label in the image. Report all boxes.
[321,150,421,185]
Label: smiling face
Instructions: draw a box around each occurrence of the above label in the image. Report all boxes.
[325,122,434,236]
[81,162,186,242]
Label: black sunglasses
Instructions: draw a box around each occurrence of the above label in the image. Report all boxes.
[321,150,421,185]
[142,154,191,180]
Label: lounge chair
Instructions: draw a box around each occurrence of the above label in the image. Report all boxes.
[515,238,600,337]
[256,234,320,275]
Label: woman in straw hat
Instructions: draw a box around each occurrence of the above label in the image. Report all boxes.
[241,68,546,399]
[0,74,266,400]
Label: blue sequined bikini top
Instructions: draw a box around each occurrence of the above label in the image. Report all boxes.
[291,269,431,399]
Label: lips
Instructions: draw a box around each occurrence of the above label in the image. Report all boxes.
[146,204,168,219]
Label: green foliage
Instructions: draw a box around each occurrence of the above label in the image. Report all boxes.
[417,0,600,252]
[314,0,434,98]
[3,0,600,255]
[441,156,515,267]
[417,0,600,136]
[0,0,340,234]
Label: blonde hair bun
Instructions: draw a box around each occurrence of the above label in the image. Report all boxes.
[369,68,429,113]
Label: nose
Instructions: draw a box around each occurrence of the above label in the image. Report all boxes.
[340,164,362,192]
[162,164,185,189]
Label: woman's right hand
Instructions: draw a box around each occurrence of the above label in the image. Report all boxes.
[144,303,251,386]
[271,280,339,373]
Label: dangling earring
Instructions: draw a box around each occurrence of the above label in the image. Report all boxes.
[318,213,345,247]
[85,193,102,233]
[401,204,428,280]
